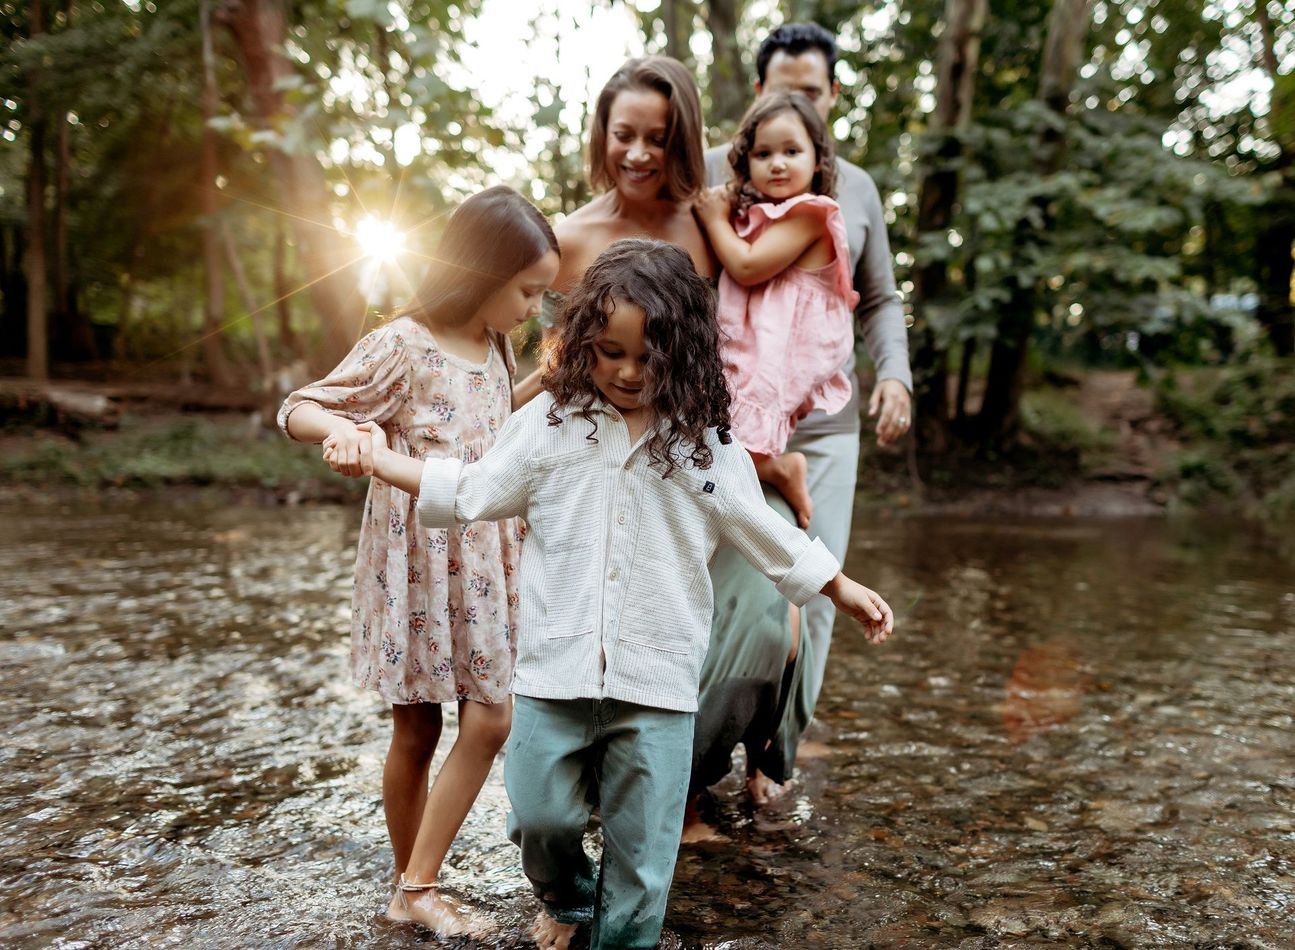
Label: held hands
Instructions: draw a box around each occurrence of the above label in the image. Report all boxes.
[821,573,894,645]
[691,185,732,225]
[322,421,388,477]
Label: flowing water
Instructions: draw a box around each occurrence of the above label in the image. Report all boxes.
[1,496,1291,949]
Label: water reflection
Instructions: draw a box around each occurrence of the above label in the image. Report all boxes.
[1,499,1291,947]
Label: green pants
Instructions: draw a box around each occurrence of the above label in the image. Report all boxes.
[505,695,694,950]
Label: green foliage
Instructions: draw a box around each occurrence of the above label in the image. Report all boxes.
[1157,360,1295,517]
[1019,387,1112,458]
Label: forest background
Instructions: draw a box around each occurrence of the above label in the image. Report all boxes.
[1,0,1292,519]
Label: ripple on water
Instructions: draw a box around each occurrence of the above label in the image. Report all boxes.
[1,502,1292,947]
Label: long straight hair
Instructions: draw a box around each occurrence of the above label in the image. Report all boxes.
[399,185,558,330]
[587,56,705,202]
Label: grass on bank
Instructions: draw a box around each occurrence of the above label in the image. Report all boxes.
[0,413,363,497]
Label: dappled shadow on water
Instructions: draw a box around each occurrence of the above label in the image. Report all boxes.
[1,502,1291,948]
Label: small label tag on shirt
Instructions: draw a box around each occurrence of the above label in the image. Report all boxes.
[703,481,715,494]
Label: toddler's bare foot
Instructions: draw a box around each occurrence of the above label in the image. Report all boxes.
[531,910,578,950]
[746,768,788,806]
[754,451,812,529]
[680,794,723,843]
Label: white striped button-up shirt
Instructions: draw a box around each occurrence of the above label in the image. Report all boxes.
[416,391,840,712]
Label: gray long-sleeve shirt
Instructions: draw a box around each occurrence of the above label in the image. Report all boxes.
[705,146,912,436]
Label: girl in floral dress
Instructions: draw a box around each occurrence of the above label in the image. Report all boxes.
[279,186,559,937]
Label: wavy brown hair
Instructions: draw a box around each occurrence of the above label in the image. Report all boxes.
[397,185,557,330]
[588,56,705,202]
[725,91,837,214]
[542,239,731,477]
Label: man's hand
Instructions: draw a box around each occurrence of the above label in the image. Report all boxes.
[868,379,911,447]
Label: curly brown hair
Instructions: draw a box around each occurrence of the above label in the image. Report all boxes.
[725,91,837,214]
[541,239,731,478]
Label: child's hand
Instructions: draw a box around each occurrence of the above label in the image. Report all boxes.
[822,574,894,645]
[692,185,731,224]
[321,422,377,477]
[354,420,389,453]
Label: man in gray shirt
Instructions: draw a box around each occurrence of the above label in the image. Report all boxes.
[703,22,912,720]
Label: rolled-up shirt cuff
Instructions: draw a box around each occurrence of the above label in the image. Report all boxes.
[775,536,841,606]
[415,457,465,528]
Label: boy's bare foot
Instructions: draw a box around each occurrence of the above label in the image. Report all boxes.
[753,451,812,529]
[680,794,723,843]
[531,910,578,950]
[746,768,788,805]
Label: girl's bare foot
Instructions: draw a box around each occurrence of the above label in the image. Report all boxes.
[753,451,812,529]
[531,910,578,950]
[386,889,410,922]
[746,768,788,806]
[680,794,723,843]
[389,879,495,938]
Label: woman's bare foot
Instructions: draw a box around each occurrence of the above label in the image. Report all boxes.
[746,768,788,806]
[680,794,723,843]
[753,451,812,529]
[531,910,579,950]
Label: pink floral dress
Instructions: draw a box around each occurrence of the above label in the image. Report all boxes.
[716,193,861,456]
[278,317,523,705]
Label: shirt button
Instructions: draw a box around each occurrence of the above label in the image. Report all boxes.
[617,513,626,525]
[608,568,619,581]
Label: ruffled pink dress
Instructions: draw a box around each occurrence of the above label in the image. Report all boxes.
[717,193,860,456]
[278,317,524,706]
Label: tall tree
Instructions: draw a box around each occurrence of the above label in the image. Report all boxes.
[1253,0,1293,356]
[24,0,48,380]
[705,0,748,133]
[662,0,696,65]
[199,0,235,387]
[978,0,1091,441]
[909,0,987,450]
[217,0,365,371]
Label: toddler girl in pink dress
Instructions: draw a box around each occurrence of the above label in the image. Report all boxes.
[693,91,858,529]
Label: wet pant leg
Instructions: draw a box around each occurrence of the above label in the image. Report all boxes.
[786,426,861,713]
[590,700,694,950]
[505,696,599,924]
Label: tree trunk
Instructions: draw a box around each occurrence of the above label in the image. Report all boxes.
[1252,0,1294,356]
[273,222,299,357]
[217,0,365,372]
[222,223,273,384]
[199,0,236,388]
[51,0,96,361]
[662,0,694,65]
[909,0,986,452]
[1,225,28,358]
[978,0,1090,441]
[704,0,747,134]
[24,0,48,381]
